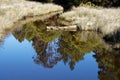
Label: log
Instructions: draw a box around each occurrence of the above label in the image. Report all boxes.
[47,25,77,31]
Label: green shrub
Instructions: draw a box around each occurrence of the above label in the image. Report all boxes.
[80,2,98,8]
[29,0,120,10]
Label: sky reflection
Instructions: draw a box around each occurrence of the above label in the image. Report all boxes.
[0,35,99,80]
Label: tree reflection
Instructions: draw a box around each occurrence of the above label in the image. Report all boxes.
[94,49,120,80]
[13,20,60,42]
[0,39,3,46]
[13,20,120,79]
[33,37,62,68]
[58,31,109,70]
[13,20,107,70]
[13,20,62,68]
[94,30,120,80]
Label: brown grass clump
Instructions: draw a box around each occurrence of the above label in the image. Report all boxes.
[59,6,120,35]
[0,0,63,33]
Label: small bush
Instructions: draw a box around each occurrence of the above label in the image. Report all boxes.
[80,2,98,8]
[29,0,120,10]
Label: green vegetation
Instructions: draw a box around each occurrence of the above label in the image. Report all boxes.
[30,0,120,10]
[80,2,98,8]
[13,20,61,42]
[13,20,116,70]
[57,31,106,70]
[59,31,106,53]
[94,49,120,80]
[81,0,120,7]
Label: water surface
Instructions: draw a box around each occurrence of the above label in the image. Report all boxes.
[0,20,119,80]
[0,34,99,80]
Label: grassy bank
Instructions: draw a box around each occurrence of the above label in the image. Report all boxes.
[59,6,120,35]
[0,0,63,34]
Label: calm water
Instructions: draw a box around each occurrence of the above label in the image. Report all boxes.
[0,21,119,80]
[0,35,98,80]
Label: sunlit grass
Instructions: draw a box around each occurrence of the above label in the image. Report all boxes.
[59,6,120,35]
[0,0,63,40]
[0,0,63,32]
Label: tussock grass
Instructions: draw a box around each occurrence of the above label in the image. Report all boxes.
[0,0,63,34]
[0,0,26,4]
[59,6,120,35]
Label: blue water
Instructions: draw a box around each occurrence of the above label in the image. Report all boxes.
[0,35,99,80]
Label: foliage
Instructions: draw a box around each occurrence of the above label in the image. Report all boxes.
[13,20,62,68]
[29,0,120,10]
[88,0,120,7]
[32,37,62,68]
[94,49,120,80]
[80,2,98,8]
[58,31,106,70]
[59,31,103,53]
[13,21,117,71]
[13,20,61,42]
[53,0,80,11]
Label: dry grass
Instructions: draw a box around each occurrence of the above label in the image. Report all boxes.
[0,0,63,34]
[59,6,120,35]
[0,0,25,4]
[0,0,63,41]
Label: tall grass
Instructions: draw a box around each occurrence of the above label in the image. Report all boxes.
[59,6,120,35]
[0,0,63,35]
[0,0,63,42]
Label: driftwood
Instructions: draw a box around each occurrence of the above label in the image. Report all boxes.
[47,25,77,31]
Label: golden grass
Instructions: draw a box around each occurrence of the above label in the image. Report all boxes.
[0,0,63,42]
[59,6,120,35]
[0,0,26,4]
[0,0,63,34]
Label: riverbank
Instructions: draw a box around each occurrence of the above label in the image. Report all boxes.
[0,0,63,36]
[59,6,120,35]
[1,0,120,35]
[0,0,120,46]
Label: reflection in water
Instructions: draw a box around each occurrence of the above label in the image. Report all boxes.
[12,20,103,70]
[34,38,62,68]
[8,20,120,79]
[94,49,120,80]
[103,30,120,50]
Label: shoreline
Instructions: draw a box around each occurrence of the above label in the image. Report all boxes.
[0,0,63,33]
[59,6,120,35]
[0,0,120,47]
